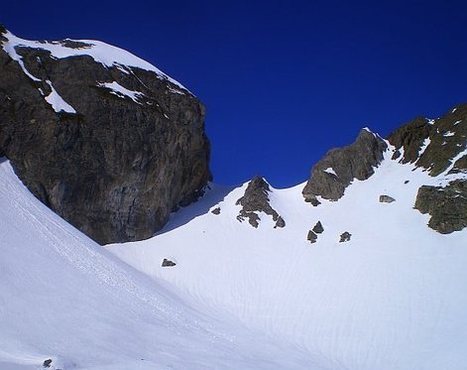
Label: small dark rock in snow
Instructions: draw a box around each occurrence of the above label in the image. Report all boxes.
[404,180,410,184]
[339,232,351,243]
[307,230,318,243]
[392,149,402,160]
[379,195,396,203]
[211,207,221,215]
[274,216,286,228]
[312,221,324,234]
[162,258,176,267]
[43,359,52,368]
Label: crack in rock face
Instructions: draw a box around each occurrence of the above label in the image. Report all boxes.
[236,176,285,229]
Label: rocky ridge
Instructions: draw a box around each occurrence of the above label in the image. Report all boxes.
[302,104,466,234]
[236,176,285,228]
[388,104,467,233]
[302,128,388,204]
[0,27,211,244]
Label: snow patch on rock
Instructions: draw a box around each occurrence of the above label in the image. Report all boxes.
[44,80,76,113]
[98,81,145,104]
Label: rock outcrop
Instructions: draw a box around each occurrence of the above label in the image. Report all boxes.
[414,181,467,234]
[388,104,467,234]
[302,128,387,204]
[302,104,466,234]
[236,176,285,228]
[0,27,211,244]
[387,105,467,176]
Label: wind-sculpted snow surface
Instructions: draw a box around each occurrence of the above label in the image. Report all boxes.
[0,160,320,370]
[110,144,467,370]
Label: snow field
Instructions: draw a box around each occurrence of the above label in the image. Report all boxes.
[110,144,467,370]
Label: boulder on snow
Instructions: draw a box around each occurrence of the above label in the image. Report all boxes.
[312,221,324,234]
[211,207,221,215]
[307,230,318,243]
[161,258,176,267]
[339,232,351,243]
[42,359,52,368]
[379,195,396,203]
[387,104,467,176]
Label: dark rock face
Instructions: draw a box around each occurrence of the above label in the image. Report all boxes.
[312,221,324,234]
[414,181,467,234]
[379,195,395,203]
[0,28,211,244]
[302,129,388,204]
[236,176,285,228]
[387,104,467,176]
[161,258,176,267]
[307,230,317,243]
[388,104,467,233]
[275,216,286,228]
[339,232,351,243]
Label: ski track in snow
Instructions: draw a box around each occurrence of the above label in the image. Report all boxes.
[109,145,467,370]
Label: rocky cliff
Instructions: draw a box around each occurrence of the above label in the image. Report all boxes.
[0,27,211,244]
[302,104,466,234]
[388,104,467,233]
[302,128,388,205]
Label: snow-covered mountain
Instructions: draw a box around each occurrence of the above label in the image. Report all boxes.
[108,126,467,370]
[1,27,466,370]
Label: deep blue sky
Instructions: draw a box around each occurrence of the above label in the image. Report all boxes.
[3,1,467,187]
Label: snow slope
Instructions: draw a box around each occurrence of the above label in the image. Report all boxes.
[0,159,317,370]
[109,143,467,370]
